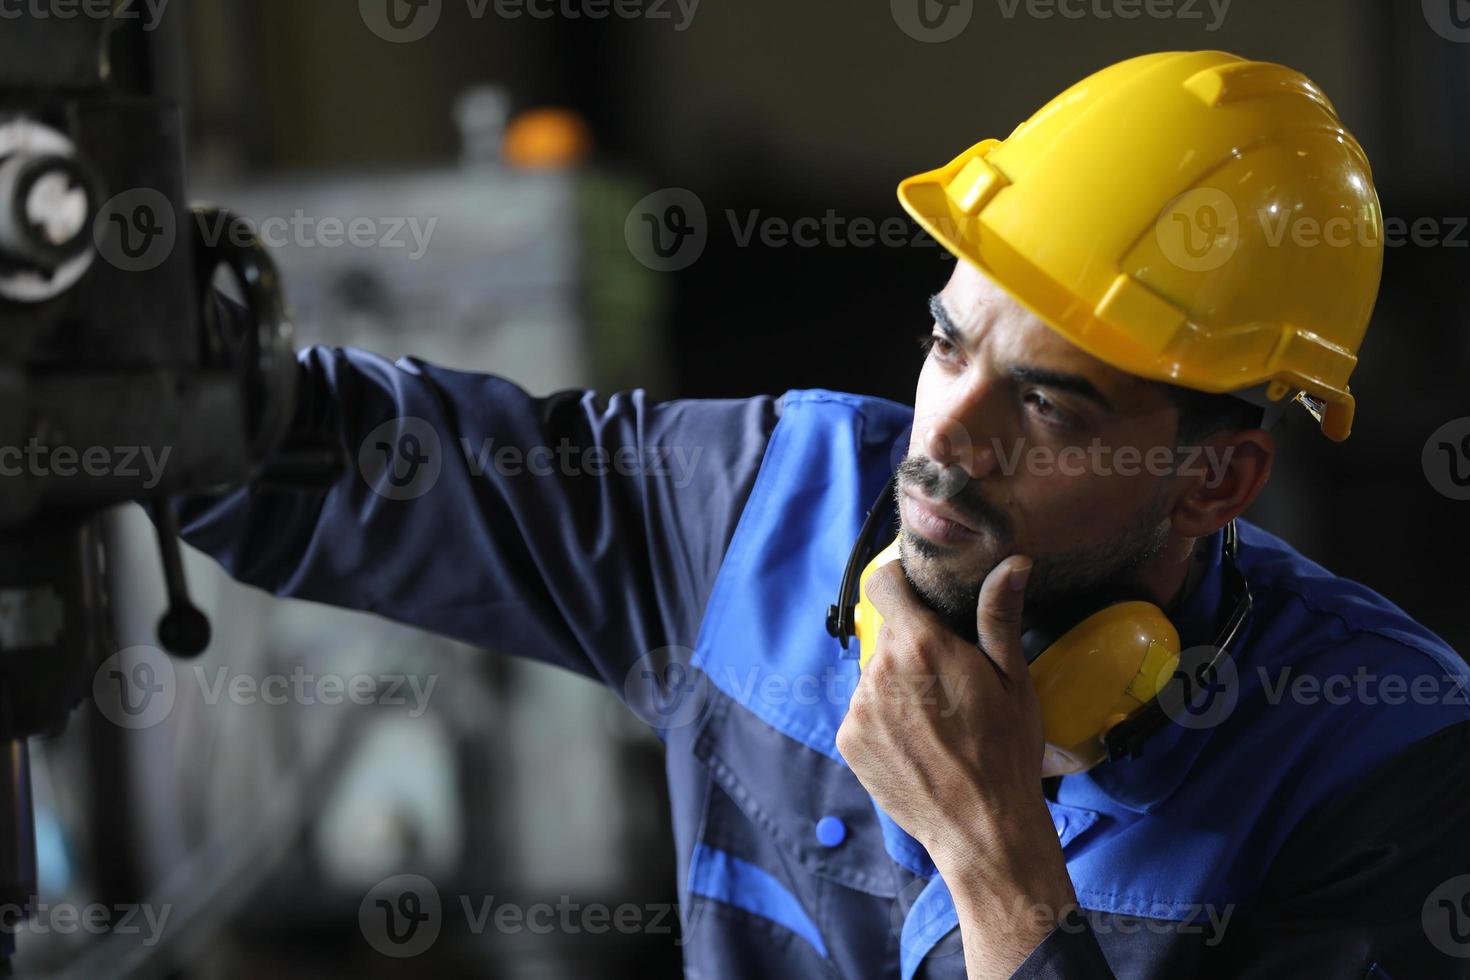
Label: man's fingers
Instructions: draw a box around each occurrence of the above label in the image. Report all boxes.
[864,558,915,617]
[864,559,934,627]
[975,556,1032,682]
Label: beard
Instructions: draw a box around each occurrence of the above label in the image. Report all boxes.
[892,454,1174,646]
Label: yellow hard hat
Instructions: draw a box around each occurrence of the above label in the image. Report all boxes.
[897,51,1383,441]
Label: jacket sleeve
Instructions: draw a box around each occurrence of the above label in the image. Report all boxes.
[177,315,780,691]
[1009,914,1117,978]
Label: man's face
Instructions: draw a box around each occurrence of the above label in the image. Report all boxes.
[899,260,1190,641]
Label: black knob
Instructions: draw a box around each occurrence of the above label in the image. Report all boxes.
[157,603,211,658]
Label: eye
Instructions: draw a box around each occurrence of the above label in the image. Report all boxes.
[1024,390,1072,429]
[923,333,962,364]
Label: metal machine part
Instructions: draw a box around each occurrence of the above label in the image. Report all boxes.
[0,11,331,969]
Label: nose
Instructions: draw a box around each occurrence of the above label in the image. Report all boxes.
[917,381,1000,482]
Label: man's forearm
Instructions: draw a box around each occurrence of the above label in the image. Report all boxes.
[930,800,1080,979]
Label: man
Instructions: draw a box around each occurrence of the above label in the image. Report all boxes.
[180,51,1470,978]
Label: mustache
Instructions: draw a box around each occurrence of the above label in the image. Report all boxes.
[895,455,1012,539]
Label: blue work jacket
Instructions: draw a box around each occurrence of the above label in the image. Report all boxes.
[179,343,1470,978]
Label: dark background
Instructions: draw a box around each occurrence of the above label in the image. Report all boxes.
[26,2,1468,978]
[182,0,1469,653]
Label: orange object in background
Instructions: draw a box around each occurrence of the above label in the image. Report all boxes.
[504,108,593,169]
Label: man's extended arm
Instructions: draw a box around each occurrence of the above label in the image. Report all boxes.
[179,310,780,686]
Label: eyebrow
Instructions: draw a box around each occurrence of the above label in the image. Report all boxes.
[929,294,962,344]
[927,294,1117,415]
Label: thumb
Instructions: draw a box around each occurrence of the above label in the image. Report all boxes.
[975,556,1032,682]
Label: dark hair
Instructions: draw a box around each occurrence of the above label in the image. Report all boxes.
[1157,382,1267,446]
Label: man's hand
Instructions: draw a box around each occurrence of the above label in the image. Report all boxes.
[835,554,1078,978]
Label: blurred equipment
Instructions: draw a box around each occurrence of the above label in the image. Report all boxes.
[0,11,322,969]
[90,83,675,978]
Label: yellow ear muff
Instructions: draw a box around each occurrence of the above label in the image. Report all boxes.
[853,540,1181,775]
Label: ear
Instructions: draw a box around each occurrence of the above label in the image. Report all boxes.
[1169,427,1275,538]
